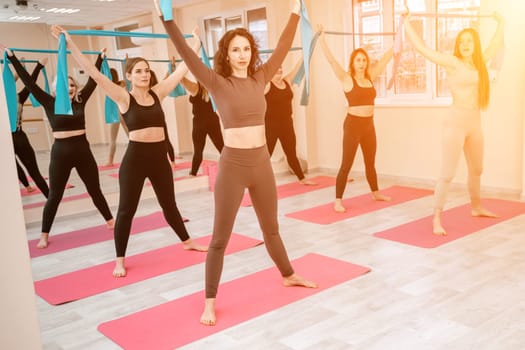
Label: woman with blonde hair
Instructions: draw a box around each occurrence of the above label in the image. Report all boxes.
[0,44,114,249]
[404,11,504,235]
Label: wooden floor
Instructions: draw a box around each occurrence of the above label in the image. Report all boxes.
[24,144,525,350]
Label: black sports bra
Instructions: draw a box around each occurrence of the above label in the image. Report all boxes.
[121,90,165,131]
[344,77,376,107]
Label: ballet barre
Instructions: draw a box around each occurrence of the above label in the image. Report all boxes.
[324,31,396,36]
[409,12,494,19]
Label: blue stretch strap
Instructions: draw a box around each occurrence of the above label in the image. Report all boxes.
[167,62,186,98]
[300,32,319,106]
[54,34,73,115]
[2,51,18,132]
[101,58,120,124]
[160,0,173,21]
[68,29,192,39]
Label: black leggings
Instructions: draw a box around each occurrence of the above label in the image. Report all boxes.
[17,159,30,187]
[335,115,378,198]
[265,117,304,180]
[42,134,113,233]
[190,116,224,176]
[12,130,49,197]
[114,140,190,257]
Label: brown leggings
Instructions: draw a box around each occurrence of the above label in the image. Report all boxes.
[205,145,294,298]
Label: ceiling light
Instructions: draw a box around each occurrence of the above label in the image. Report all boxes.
[9,15,41,21]
[45,8,80,14]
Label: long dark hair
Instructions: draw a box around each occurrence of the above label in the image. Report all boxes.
[348,48,371,81]
[214,27,261,77]
[453,28,490,109]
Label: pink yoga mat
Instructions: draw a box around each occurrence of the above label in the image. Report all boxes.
[286,185,433,224]
[98,163,120,171]
[107,172,205,182]
[23,192,91,209]
[241,175,336,207]
[173,159,217,171]
[20,183,73,197]
[34,233,262,305]
[374,198,525,248]
[98,253,370,350]
[27,211,189,258]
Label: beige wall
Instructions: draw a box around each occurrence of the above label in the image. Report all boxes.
[0,66,42,349]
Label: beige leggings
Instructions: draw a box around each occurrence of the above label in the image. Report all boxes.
[434,106,483,211]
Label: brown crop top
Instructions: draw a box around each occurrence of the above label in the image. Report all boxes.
[160,14,299,129]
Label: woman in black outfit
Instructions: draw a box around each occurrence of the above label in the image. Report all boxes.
[49,25,207,277]
[180,76,224,176]
[13,57,49,197]
[1,44,114,249]
[264,58,316,185]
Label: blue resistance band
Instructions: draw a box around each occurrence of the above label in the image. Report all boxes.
[299,0,314,105]
[2,51,18,132]
[160,0,173,21]
[100,58,120,124]
[167,61,186,98]
[54,33,72,115]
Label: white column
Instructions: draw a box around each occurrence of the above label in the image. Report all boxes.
[0,74,42,349]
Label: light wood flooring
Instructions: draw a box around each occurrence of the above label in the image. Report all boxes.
[23,144,525,350]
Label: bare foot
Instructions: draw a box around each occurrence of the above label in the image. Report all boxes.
[299,178,317,186]
[113,257,126,277]
[372,192,391,201]
[334,198,346,213]
[36,233,49,248]
[26,186,35,193]
[283,273,318,288]
[106,218,115,229]
[200,298,216,326]
[471,207,498,218]
[182,238,208,252]
[432,216,447,236]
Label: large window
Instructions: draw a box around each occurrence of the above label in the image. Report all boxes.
[203,7,268,60]
[352,0,481,103]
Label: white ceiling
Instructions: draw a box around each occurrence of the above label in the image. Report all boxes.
[0,0,192,27]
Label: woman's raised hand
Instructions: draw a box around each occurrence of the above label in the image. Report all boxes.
[0,42,10,54]
[50,25,71,42]
[493,11,504,23]
[192,26,200,41]
[152,0,162,17]
[292,0,301,15]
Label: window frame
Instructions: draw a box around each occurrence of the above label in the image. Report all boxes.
[351,0,480,107]
[200,4,268,59]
